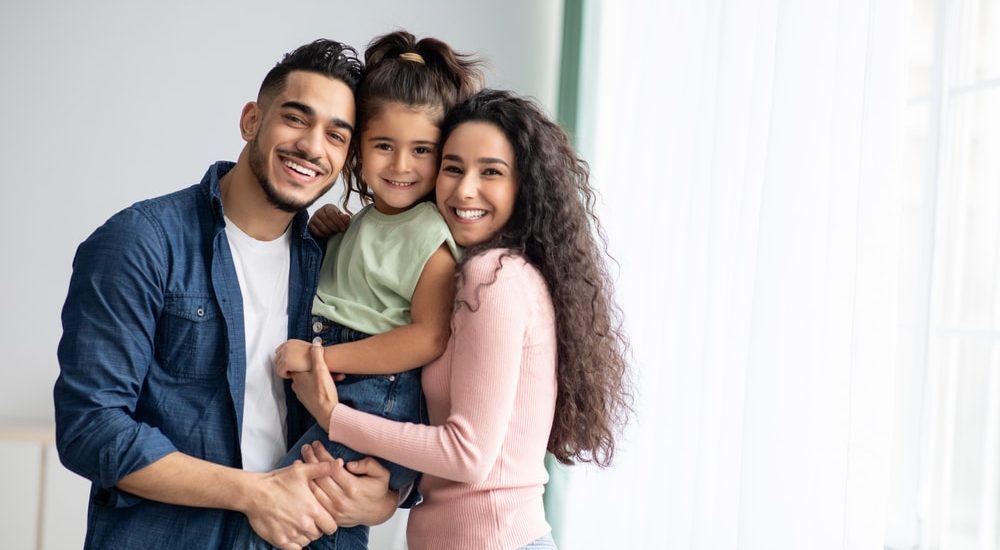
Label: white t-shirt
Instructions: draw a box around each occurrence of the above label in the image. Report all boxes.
[225,217,291,472]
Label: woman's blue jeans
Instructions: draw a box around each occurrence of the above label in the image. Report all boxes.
[518,532,558,549]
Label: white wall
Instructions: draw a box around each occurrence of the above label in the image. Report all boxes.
[0,1,563,547]
[0,0,563,423]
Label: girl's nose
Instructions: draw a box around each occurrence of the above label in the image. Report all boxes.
[392,151,409,172]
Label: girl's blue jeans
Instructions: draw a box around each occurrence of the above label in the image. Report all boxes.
[234,316,427,549]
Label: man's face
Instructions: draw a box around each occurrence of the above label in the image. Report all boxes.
[243,71,356,212]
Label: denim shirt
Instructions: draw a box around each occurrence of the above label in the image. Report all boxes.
[54,161,323,549]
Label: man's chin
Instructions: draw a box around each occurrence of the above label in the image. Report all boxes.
[260,178,334,213]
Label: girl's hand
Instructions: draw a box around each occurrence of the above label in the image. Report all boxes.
[309,204,351,238]
[274,339,314,379]
[289,338,340,432]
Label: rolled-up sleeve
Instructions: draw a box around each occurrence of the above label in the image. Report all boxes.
[54,207,178,503]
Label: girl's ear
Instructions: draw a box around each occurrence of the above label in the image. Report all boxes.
[240,102,261,141]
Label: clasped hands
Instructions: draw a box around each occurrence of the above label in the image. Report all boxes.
[247,444,393,550]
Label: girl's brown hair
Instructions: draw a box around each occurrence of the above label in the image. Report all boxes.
[342,30,483,209]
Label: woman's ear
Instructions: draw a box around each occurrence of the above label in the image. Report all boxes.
[239,101,261,141]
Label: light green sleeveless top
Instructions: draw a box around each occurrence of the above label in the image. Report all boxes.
[312,202,460,335]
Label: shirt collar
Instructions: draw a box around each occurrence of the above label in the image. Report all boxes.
[200,160,316,243]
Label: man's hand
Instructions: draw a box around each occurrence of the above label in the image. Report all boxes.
[309,204,351,238]
[242,460,339,550]
[301,441,397,528]
[289,338,340,431]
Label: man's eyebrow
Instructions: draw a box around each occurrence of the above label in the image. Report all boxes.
[331,117,354,133]
[280,101,354,134]
[281,101,314,116]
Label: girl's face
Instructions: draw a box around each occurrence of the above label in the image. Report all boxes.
[436,121,519,247]
[360,102,440,215]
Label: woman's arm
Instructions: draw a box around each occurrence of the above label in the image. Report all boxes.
[320,255,544,484]
[276,244,457,377]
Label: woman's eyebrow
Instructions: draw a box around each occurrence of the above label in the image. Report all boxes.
[442,154,509,167]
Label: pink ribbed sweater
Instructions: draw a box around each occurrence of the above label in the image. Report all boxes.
[327,249,557,550]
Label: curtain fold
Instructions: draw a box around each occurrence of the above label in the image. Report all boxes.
[561,1,910,548]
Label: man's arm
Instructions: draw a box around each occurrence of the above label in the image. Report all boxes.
[54,209,176,495]
[117,452,338,547]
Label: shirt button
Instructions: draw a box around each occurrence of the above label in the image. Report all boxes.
[312,321,324,333]
[196,307,205,317]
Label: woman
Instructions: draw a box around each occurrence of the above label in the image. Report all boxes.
[292,89,632,550]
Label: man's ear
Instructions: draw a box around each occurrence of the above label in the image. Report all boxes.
[240,101,261,141]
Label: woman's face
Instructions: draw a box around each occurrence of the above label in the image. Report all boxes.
[435,121,519,247]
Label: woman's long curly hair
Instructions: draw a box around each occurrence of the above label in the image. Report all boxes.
[439,89,633,466]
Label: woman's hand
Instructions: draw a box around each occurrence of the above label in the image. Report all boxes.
[301,441,397,528]
[289,338,339,432]
[309,204,351,238]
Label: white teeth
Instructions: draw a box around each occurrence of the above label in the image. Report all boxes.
[455,208,486,220]
[284,159,316,177]
[386,179,415,187]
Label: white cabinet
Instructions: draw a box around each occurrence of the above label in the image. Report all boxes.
[40,443,89,550]
[0,429,89,550]
[0,439,42,549]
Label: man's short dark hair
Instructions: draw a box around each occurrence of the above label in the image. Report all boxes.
[258,39,363,105]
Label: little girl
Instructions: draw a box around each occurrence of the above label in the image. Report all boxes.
[238,30,482,550]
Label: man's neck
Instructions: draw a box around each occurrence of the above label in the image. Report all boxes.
[220,157,296,241]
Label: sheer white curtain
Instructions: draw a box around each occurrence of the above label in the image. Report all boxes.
[559,1,911,548]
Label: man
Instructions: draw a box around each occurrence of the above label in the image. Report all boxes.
[54,39,397,549]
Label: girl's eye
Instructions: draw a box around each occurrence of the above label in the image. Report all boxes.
[414,146,433,155]
[442,165,463,175]
[483,168,502,176]
[375,143,392,151]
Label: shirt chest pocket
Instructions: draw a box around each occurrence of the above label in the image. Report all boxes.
[157,294,227,380]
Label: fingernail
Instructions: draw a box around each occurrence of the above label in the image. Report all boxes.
[312,337,322,346]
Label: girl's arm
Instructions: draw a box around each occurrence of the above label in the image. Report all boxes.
[276,244,456,377]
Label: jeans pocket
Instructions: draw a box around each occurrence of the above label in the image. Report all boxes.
[157,294,226,380]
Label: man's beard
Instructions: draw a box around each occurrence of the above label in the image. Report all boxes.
[248,136,336,213]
